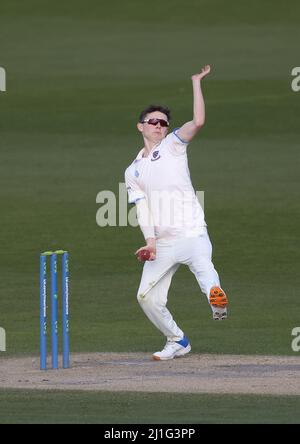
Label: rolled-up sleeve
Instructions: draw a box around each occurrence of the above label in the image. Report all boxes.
[124,167,155,240]
[125,168,145,204]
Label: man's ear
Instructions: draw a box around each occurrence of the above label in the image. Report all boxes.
[137,122,143,133]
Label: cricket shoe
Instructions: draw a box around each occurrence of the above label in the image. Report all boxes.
[153,336,191,361]
[209,286,228,321]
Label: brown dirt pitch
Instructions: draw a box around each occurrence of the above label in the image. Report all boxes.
[1,353,300,396]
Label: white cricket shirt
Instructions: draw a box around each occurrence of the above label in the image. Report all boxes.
[125,129,207,241]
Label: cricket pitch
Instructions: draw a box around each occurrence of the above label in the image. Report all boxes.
[1,353,300,396]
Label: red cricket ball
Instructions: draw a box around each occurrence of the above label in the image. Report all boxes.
[137,249,151,261]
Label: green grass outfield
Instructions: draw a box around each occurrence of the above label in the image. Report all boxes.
[1,390,300,424]
[0,0,300,424]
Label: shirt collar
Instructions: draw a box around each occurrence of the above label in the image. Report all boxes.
[134,148,145,162]
[135,140,162,162]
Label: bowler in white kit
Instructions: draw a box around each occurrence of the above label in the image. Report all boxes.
[125,65,228,361]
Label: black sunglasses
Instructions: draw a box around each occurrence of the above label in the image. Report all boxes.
[142,118,169,128]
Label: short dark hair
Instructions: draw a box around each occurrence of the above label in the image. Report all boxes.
[138,105,171,123]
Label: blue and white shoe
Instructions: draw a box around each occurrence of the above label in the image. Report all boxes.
[153,336,191,361]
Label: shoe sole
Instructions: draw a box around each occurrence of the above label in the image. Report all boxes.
[213,311,227,321]
[209,287,228,308]
[152,344,191,361]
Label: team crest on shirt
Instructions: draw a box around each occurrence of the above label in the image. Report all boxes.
[151,150,161,161]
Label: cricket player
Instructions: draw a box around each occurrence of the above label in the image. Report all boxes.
[125,65,228,361]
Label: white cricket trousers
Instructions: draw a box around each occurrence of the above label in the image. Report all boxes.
[137,229,220,342]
